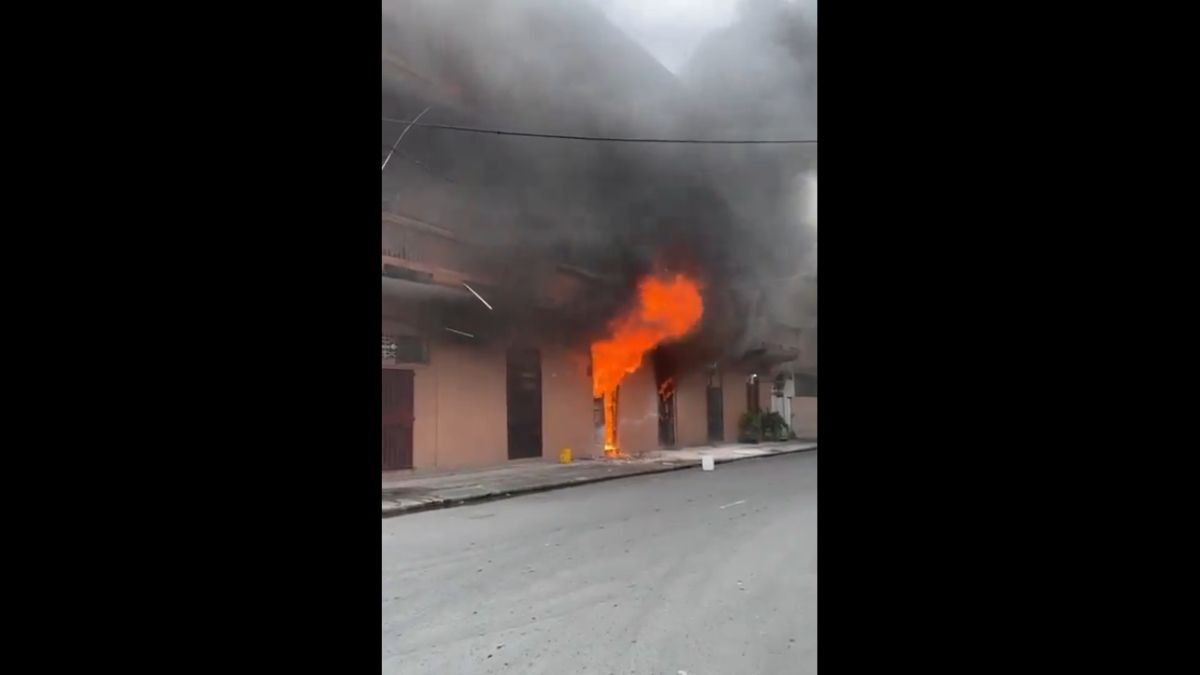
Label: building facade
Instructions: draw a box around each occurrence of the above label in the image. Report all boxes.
[380,0,816,472]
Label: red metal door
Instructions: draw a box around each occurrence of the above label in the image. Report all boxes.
[381,369,414,470]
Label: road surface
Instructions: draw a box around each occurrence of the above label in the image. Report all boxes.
[382,451,817,674]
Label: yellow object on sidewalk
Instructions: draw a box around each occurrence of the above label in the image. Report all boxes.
[559,447,572,464]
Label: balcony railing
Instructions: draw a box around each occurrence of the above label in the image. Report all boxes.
[381,211,488,281]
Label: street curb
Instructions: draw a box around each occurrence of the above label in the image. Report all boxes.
[382,444,816,518]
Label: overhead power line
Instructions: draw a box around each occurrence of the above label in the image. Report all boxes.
[381,117,816,145]
[381,106,432,171]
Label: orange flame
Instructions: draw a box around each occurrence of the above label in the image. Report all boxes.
[591,274,703,456]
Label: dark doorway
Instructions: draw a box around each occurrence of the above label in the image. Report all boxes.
[381,369,414,470]
[706,368,724,443]
[746,374,761,414]
[506,347,542,459]
[652,350,677,448]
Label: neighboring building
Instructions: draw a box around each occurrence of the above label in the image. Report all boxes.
[380,0,812,472]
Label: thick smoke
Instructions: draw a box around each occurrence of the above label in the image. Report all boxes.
[382,0,816,368]
[680,0,818,363]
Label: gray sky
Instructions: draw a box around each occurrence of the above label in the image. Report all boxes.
[594,0,817,73]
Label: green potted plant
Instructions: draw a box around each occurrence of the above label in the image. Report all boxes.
[738,411,763,443]
[761,412,790,441]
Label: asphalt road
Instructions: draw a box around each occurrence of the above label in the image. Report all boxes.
[382,451,817,674]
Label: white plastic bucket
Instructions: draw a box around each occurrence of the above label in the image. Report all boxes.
[701,454,715,471]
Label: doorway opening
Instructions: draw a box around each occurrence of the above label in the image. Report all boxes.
[652,350,677,448]
[381,369,414,470]
[506,347,542,459]
[706,366,724,443]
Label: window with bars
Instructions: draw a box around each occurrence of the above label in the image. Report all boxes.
[382,335,429,364]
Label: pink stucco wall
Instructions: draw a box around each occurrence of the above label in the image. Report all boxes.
[540,347,595,461]
[385,336,598,470]
[674,370,709,447]
[616,365,658,455]
[791,396,818,439]
[384,325,787,470]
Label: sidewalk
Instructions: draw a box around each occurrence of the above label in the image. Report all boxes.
[382,441,817,517]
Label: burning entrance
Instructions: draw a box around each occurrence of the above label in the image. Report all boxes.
[590,274,703,457]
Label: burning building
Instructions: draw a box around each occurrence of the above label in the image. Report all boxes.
[380,0,816,472]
